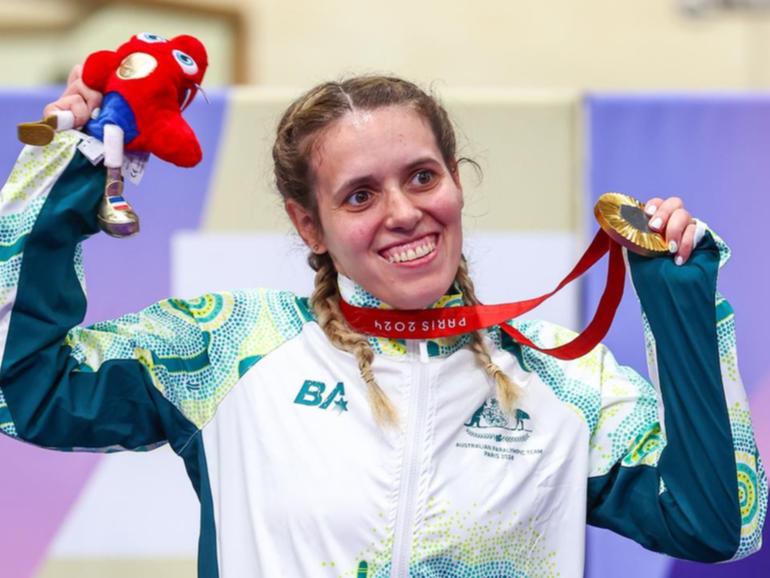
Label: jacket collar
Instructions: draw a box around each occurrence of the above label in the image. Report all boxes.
[337,274,472,358]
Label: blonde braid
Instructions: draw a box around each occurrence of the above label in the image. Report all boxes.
[309,254,399,427]
[455,256,521,413]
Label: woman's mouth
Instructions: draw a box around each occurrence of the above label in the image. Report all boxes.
[380,234,438,264]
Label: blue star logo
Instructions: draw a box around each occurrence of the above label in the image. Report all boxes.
[334,397,349,413]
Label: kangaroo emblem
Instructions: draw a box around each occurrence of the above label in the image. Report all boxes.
[513,408,530,431]
[465,399,531,432]
[464,402,487,428]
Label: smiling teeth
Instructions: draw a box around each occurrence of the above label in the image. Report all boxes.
[387,240,436,263]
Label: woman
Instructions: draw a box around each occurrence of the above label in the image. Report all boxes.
[0,69,764,577]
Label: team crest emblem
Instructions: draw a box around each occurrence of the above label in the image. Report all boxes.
[457,399,542,461]
[463,399,532,443]
[465,398,531,431]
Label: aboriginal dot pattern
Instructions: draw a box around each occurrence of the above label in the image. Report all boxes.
[0,131,83,437]
[68,288,310,430]
[621,423,663,467]
[508,319,659,477]
[727,397,766,559]
[327,499,557,578]
[716,301,739,383]
[713,232,731,268]
[709,282,765,560]
[0,387,16,437]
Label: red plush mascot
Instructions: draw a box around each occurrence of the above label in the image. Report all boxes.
[18,32,209,237]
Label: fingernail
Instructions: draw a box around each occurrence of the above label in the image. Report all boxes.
[668,240,678,254]
[650,217,663,230]
[645,204,657,216]
[675,255,684,266]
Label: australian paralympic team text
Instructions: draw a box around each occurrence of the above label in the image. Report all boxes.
[372,317,468,333]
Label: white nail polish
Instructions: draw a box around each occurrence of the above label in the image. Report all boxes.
[675,255,684,266]
[645,204,657,216]
[650,217,663,230]
[668,240,678,254]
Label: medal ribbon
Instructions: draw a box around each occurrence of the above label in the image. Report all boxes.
[338,230,625,360]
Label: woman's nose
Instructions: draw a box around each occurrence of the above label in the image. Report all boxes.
[384,188,422,230]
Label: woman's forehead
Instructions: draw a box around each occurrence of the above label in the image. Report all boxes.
[310,106,442,185]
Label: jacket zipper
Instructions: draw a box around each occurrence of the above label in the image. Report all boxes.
[390,340,430,578]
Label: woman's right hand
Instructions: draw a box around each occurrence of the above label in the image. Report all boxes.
[43,65,103,128]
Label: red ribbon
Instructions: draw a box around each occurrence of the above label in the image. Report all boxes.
[338,230,625,360]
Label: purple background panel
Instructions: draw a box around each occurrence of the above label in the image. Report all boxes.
[584,94,770,578]
[0,88,226,578]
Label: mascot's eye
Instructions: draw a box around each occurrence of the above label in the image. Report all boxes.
[173,50,199,75]
[137,32,168,43]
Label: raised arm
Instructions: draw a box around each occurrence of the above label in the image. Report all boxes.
[0,132,311,453]
[585,232,765,561]
[0,132,191,450]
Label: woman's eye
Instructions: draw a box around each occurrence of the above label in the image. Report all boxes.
[347,190,372,207]
[412,169,435,187]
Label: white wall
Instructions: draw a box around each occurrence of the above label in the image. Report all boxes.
[3,0,770,89]
[250,0,762,88]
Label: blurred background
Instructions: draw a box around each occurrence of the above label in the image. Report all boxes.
[0,0,768,577]
[4,0,770,89]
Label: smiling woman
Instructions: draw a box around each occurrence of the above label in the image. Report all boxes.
[0,73,765,578]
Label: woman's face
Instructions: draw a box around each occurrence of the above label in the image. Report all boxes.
[287,105,464,310]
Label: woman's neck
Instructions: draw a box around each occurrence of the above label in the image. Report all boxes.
[337,274,461,311]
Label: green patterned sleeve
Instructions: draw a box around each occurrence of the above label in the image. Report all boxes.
[585,231,766,562]
[0,132,310,452]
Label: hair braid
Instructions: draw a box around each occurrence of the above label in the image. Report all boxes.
[455,256,521,413]
[309,253,399,427]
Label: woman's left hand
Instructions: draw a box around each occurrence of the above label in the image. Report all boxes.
[643,197,696,266]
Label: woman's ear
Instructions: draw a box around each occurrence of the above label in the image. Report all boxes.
[449,160,464,206]
[448,159,461,185]
[285,199,326,253]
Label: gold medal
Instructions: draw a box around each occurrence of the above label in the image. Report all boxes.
[594,192,668,256]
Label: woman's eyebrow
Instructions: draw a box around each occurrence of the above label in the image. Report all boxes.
[334,174,377,196]
[333,156,442,195]
[405,156,442,172]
